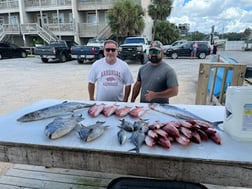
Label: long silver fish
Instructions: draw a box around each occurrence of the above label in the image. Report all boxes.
[44,114,84,139]
[79,121,109,142]
[17,101,94,122]
[149,103,223,128]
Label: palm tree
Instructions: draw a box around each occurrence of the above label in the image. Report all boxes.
[148,0,173,40]
[107,0,145,41]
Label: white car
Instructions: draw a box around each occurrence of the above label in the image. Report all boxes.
[163,40,187,52]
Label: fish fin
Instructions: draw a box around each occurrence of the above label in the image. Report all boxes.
[128,147,140,153]
[62,101,68,104]
[212,121,224,131]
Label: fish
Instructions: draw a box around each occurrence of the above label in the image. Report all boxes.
[103,104,119,117]
[78,121,109,142]
[117,128,127,145]
[88,103,106,117]
[44,114,84,139]
[115,106,132,117]
[133,119,149,133]
[129,131,146,153]
[129,106,147,118]
[149,103,223,129]
[118,119,135,132]
[17,101,94,122]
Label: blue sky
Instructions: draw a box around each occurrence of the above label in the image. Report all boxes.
[168,0,252,34]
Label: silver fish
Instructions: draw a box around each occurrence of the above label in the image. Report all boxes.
[44,114,84,139]
[118,119,135,132]
[129,131,145,153]
[117,128,127,145]
[17,101,94,122]
[79,121,109,142]
[149,103,223,129]
[133,119,149,133]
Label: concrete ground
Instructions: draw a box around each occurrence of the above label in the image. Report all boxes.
[0,50,251,188]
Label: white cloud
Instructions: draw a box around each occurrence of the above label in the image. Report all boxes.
[168,0,252,34]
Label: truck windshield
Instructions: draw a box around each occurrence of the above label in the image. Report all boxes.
[124,38,145,44]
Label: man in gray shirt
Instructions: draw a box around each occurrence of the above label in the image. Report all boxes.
[131,41,178,104]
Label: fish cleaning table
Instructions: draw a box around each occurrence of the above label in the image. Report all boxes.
[0,99,251,187]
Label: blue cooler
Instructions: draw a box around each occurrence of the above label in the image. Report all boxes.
[208,55,239,97]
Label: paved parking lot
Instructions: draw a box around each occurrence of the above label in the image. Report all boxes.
[0,50,252,188]
[1,50,251,116]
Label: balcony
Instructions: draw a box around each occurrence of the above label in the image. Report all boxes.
[78,0,141,11]
[78,22,109,38]
[0,0,19,13]
[24,0,72,11]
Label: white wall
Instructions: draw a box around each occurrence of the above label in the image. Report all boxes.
[225,41,246,51]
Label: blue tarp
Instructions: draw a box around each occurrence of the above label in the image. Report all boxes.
[208,55,238,96]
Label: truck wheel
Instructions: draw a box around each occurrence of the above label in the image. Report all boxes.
[41,58,48,63]
[59,53,67,62]
[77,58,83,64]
[171,53,178,59]
[140,53,148,64]
[21,52,27,58]
[98,53,103,60]
[198,52,206,59]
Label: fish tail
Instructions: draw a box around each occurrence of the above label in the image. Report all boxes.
[128,147,140,153]
[212,121,224,131]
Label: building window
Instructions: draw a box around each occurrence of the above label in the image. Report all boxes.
[87,13,96,24]
[52,13,64,24]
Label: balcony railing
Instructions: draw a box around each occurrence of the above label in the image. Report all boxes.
[78,23,108,38]
[78,0,141,10]
[24,0,72,8]
[0,0,19,10]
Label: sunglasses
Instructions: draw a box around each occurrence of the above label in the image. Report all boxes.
[105,48,117,52]
[149,49,161,55]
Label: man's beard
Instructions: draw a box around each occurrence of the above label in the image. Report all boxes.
[149,56,161,63]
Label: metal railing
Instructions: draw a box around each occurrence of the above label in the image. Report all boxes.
[20,23,58,43]
[78,23,111,38]
[0,0,19,10]
[24,0,72,8]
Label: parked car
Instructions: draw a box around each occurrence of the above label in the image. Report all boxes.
[163,40,187,52]
[0,42,27,60]
[165,41,211,59]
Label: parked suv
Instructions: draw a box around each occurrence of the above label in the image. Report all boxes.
[165,41,211,59]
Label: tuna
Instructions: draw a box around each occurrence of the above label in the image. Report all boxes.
[44,114,84,139]
[129,131,146,153]
[117,128,127,145]
[79,121,109,142]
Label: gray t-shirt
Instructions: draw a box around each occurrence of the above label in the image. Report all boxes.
[137,61,178,103]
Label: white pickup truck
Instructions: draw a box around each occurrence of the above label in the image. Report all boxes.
[118,37,149,64]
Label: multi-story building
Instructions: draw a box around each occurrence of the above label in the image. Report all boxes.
[0,0,153,47]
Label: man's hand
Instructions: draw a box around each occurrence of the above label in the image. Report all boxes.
[145,90,155,102]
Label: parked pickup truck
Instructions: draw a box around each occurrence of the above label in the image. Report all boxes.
[35,40,78,63]
[118,37,149,64]
[71,38,105,64]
